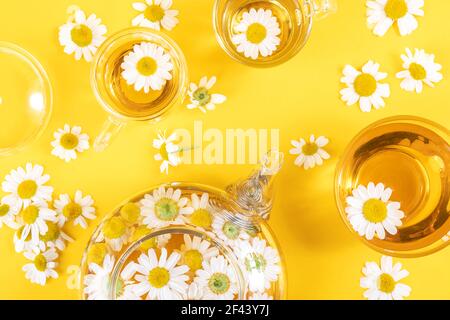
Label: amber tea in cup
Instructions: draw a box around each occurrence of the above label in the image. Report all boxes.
[335,117,450,257]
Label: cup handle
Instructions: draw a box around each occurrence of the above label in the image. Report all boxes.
[94,116,125,152]
[308,0,338,20]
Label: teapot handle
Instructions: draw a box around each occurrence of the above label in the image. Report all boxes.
[93,116,125,152]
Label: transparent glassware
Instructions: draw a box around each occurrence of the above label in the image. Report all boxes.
[0,42,53,156]
[213,0,337,67]
[80,151,286,300]
[91,28,188,152]
[335,116,450,257]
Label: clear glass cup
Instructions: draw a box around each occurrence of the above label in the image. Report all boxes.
[0,42,53,156]
[213,0,337,67]
[335,116,450,257]
[80,151,287,300]
[91,28,189,152]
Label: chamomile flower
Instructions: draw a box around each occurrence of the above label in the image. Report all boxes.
[361,255,411,300]
[190,193,214,229]
[234,238,281,293]
[132,0,179,31]
[367,0,424,37]
[153,131,181,174]
[250,292,273,300]
[212,215,249,246]
[187,76,227,113]
[396,48,443,93]
[194,255,238,300]
[23,248,59,286]
[131,226,172,252]
[100,217,131,252]
[51,125,90,162]
[231,8,281,60]
[346,182,405,241]
[38,222,73,252]
[140,187,194,228]
[178,235,219,273]
[340,61,390,112]
[0,196,20,229]
[59,9,107,62]
[290,135,330,170]
[185,282,205,300]
[2,163,53,210]
[54,191,96,229]
[84,254,115,300]
[126,248,190,300]
[121,42,174,93]
[16,200,57,248]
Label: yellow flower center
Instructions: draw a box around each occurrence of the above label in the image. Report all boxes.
[384,0,408,20]
[60,133,79,150]
[71,24,93,47]
[362,199,388,223]
[132,226,158,251]
[148,267,170,288]
[302,143,318,156]
[0,204,10,217]
[183,249,203,272]
[208,273,230,295]
[63,202,82,220]
[17,180,38,199]
[222,221,240,240]
[155,198,179,221]
[21,205,39,225]
[87,243,108,266]
[409,62,427,80]
[191,209,213,228]
[40,222,60,242]
[246,23,267,44]
[34,254,47,272]
[120,203,141,224]
[102,217,127,239]
[144,5,165,22]
[137,57,158,76]
[378,273,396,293]
[354,73,377,97]
[193,88,212,106]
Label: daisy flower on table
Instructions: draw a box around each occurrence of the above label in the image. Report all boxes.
[153,131,181,174]
[396,48,443,93]
[232,8,281,60]
[361,255,411,300]
[340,61,390,113]
[0,196,20,229]
[234,238,281,293]
[2,163,53,210]
[289,135,330,170]
[140,187,194,229]
[212,215,249,247]
[250,292,273,300]
[38,222,74,252]
[194,255,238,300]
[22,248,59,286]
[99,217,131,252]
[54,190,96,229]
[125,248,190,300]
[346,182,405,241]
[132,0,179,31]
[15,200,57,249]
[189,193,214,229]
[187,76,227,113]
[366,0,424,37]
[121,42,174,93]
[51,125,90,162]
[177,235,219,273]
[59,9,107,62]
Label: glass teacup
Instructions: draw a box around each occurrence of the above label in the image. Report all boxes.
[213,0,337,67]
[91,28,188,152]
[335,116,450,257]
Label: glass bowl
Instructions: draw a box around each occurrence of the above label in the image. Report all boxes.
[0,42,52,156]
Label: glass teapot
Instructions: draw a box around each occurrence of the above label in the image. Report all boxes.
[213,0,337,67]
[81,151,286,300]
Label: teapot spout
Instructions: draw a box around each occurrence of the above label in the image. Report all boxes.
[227,151,284,220]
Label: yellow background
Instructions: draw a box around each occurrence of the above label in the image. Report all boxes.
[0,0,449,300]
